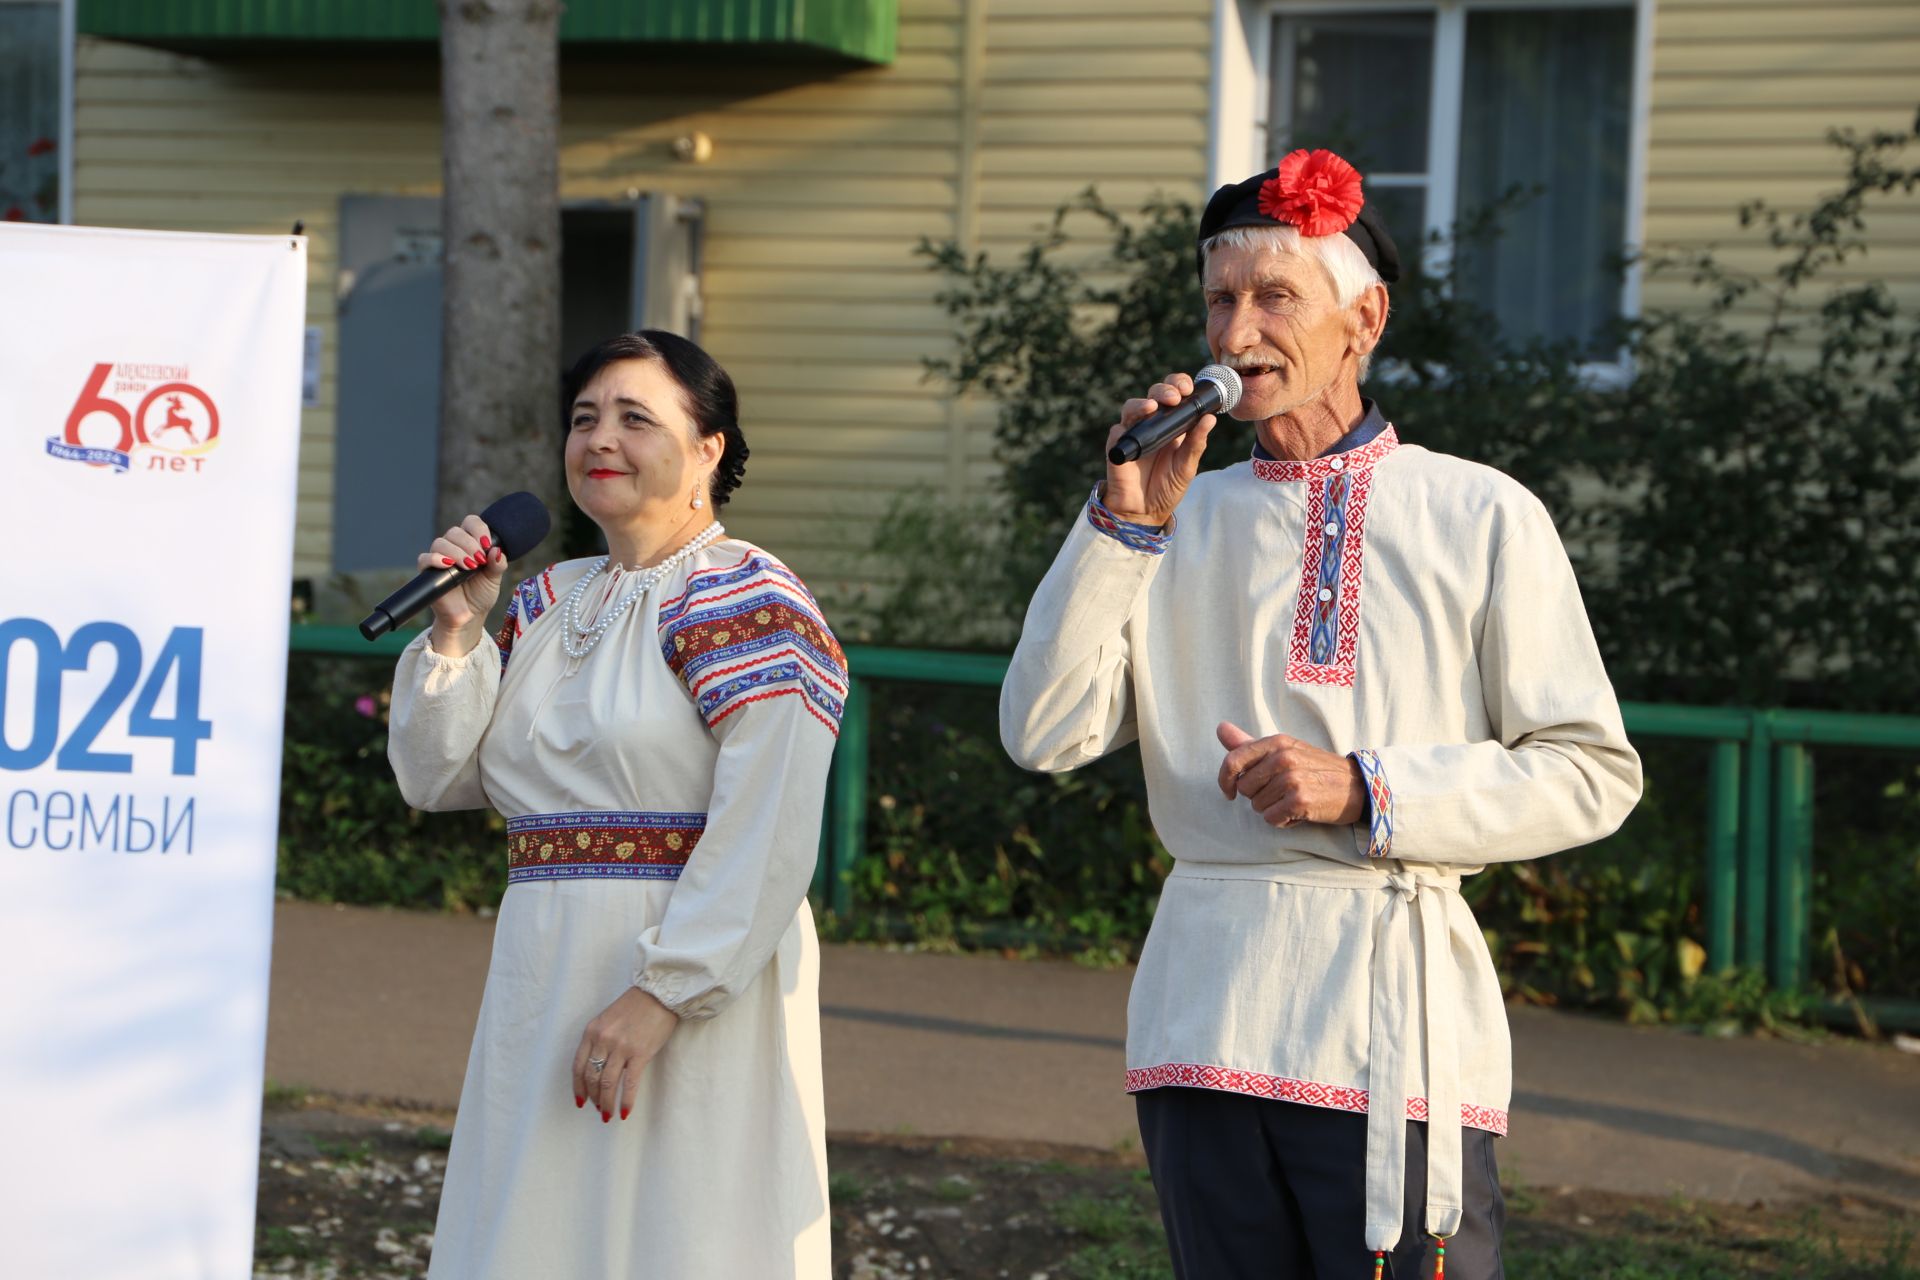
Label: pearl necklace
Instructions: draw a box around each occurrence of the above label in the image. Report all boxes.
[560,523,726,661]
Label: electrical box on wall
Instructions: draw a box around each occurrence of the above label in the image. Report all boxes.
[331,193,705,574]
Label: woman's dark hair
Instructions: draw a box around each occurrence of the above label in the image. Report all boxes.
[560,330,749,508]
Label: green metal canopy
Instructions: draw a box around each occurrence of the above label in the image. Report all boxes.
[77,0,897,64]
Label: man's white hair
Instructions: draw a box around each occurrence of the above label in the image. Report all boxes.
[1199,223,1385,380]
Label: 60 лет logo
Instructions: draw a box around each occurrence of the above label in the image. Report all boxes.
[45,362,222,475]
[0,620,212,775]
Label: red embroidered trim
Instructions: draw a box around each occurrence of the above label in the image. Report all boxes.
[698,645,847,699]
[1125,1063,1509,1136]
[667,599,848,694]
[709,684,842,734]
[1286,463,1378,687]
[1250,425,1399,484]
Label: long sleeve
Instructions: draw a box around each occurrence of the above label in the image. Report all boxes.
[999,494,1168,772]
[387,628,501,812]
[1352,503,1642,865]
[634,559,845,1020]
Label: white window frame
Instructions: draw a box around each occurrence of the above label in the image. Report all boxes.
[1211,0,1655,373]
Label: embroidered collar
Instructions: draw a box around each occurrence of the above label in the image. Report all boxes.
[1251,400,1399,482]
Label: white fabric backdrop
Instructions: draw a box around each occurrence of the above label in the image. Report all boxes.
[0,222,306,1278]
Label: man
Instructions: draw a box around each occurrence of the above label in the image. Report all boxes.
[999,149,1643,1279]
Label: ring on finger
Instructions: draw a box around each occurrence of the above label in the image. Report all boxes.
[588,1055,608,1072]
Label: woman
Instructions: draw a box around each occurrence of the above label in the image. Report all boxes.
[388,330,842,1278]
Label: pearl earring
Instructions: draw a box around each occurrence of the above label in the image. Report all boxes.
[692,489,704,510]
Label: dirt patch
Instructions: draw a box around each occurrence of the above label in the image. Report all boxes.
[254,1098,1917,1279]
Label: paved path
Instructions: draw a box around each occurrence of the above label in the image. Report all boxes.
[267,901,1920,1209]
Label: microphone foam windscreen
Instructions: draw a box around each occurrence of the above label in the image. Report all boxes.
[479,491,553,561]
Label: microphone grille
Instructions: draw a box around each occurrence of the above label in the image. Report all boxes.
[1197,363,1243,412]
[478,491,554,561]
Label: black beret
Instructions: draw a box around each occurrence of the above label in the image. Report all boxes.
[1196,165,1402,285]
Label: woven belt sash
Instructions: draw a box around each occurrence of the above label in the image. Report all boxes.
[505,811,706,883]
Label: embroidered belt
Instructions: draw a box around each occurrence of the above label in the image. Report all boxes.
[1165,859,1468,1254]
[505,810,706,884]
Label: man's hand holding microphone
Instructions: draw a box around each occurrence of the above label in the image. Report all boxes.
[1100,368,1233,528]
[1102,367,1367,832]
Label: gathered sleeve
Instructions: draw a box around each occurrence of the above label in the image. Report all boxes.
[999,491,1168,773]
[1350,503,1643,865]
[633,558,846,1020]
[386,573,546,812]
[386,628,502,813]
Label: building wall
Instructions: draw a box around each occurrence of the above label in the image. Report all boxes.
[70,0,1920,616]
[1639,0,1920,330]
[71,0,1213,617]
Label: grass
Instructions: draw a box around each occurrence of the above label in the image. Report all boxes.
[254,1225,320,1262]
[932,1174,975,1202]
[1055,1193,1151,1244]
[262,1080,310,1108]
[412,1125,453,1151]
[315,1137,374,1166]
[1047,1177,1920,1280]
[1508,1232,1918,1279]
[1054,1190,1172,1278]
[828,1170,869,1207]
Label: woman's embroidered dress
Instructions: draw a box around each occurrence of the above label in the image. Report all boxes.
[388,538,844,1279]
[1000,428,1643,1252]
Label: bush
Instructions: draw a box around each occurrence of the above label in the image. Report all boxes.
[276,651,503,913]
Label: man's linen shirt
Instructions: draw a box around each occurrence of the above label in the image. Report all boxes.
[999,422,1641,1246]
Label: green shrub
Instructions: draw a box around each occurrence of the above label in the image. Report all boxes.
[275,650,502,913]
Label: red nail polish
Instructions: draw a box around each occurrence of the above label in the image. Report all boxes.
[620,1106,630,1120]
[601,1110,610,1123]
[465,556,477,569]
[575,1095,585,1108]
[481,536,491,550]
[441,556,455,566]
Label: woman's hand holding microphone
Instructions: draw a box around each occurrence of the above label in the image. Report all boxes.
[422,514,509,658]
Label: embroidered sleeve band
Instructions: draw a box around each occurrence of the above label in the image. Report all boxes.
[1086,487,1172,555]
[1351,748,1394,860]
[496,568,558,676]
[659,551,850,735]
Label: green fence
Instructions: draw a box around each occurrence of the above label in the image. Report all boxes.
[292,626,1920,1021]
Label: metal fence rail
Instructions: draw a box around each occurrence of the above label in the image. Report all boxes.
[292,627,1920,1014]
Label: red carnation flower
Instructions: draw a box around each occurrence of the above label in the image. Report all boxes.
[1258,149,1365,238]
[26,137,55,157]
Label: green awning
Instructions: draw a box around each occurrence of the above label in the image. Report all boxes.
[77,0,897,64]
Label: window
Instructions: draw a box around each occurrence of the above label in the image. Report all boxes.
[1264,2,1638,356]
[0,0,64,224]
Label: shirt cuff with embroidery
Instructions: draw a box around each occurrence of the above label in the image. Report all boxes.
[1350,748,1393,860]
[1086,487,1172,555]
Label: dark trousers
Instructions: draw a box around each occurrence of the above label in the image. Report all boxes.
[1135,1088,1506,1280]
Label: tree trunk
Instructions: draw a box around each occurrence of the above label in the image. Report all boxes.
[436,0,564,541]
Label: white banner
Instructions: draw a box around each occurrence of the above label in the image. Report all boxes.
[0,223,306,1278]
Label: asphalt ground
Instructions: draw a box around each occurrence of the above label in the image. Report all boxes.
[266,900,1920,1210]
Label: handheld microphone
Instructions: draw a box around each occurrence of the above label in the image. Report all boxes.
[1107,364,1243,466]
[358,491,553,641]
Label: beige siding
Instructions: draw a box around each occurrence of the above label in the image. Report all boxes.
[71,0,1210,613]
[1641,0,1920,322]
[87,0,1919,601]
